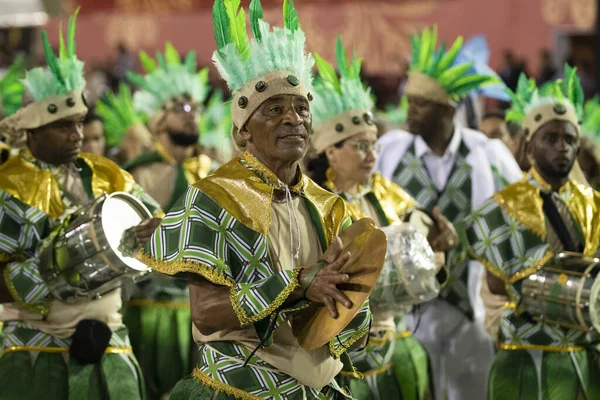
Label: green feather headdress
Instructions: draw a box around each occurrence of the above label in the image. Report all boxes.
[0,54,26,117]
[505,65,583,138]
[96,83,147,147]
[377,97,409,129]
[311,36,373,125]
[404,25,498,104]
[24,8,85,101]
[212,0,314,134]
[0,8,88,147]
[199,88,233,159]
[583,95,600,141]
[127,42,210,119]
[310,36,377,153]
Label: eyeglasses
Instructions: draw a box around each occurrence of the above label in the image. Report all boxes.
[347,141,380,154]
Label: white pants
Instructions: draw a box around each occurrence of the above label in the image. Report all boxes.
[406,299,494,400]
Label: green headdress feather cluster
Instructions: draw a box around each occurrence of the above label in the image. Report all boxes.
[0,54,26,117]
[505,65,584,125]
[96,83,147,147]
[212,0,313,93]
[199,88,233,158]
[311,36,373,125]
[127,43,210,118]
[24,7,85,101]
[582,95,600,141]
[377,97,409,128]
[406,25,498,102]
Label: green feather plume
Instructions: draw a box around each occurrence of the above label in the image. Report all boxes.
[249,0,264,41]
[130,43,210,118]
[505,64,584,126]
[283,0,299,32]
[213,0,231,50]
[312,38,373,126]
[96,83,146,147]
[408,26,494,101]
[0,54,26,116]
[225,0,250,59]
[582,95,600,141]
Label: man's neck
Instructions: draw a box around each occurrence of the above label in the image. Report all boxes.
[423,122,454,156]
[158,134,195,163]
[249,150,299,186]
[535,167,569,192]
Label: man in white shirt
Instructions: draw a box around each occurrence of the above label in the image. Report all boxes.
[375,28,522,400]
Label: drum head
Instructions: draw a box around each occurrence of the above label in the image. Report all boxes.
[101,192,152,271]
[588,265,600,332]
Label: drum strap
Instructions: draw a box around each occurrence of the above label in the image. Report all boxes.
[540,192,581,253]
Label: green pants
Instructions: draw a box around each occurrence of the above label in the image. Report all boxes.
[338,331,431,400]
[487,348,600,400]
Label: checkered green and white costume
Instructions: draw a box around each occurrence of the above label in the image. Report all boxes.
[139,151,371,400]
[464,170,600,400]
[0,150,162,400]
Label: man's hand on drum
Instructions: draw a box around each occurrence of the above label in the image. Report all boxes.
[427,206,459,253]
[132,217,163,246]
[299,237,353,319]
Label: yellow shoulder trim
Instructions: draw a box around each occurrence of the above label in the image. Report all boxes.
[493,178,546,238]
[0,154,63,218]
[78,153,136,197]
[303,177,349,245]
[183,153,214,184]
[371,173,416,222]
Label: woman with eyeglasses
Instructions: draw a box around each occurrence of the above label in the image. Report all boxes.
[307,40,458,400]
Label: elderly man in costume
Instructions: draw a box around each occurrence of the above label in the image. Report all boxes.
[0,10,163,400]
[100,46,217,400]
[137,1,372,398]
[465,67,600,400]
[308,37,458,400]
[375,27,523,400]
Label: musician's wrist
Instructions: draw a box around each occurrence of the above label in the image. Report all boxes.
[299,260,327,295]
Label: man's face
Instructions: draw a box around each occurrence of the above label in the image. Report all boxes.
[480,117,507,141]
[242,94,311,164]
[528,120,580,180]
[28,115,84,165]
[159,100,200,146]
[407,95,453,139]
[82,120,106,155]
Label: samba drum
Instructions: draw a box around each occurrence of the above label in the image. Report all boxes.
[39,192,152,301]
[369,222,440,315]
[521,252,600,332]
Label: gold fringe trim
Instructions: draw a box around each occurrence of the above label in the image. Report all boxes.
[339,362,393,378]
[3,266,51,316]
[499,342,584,352]
[329,327,370,359]
[192,367,262,400]
[3,346,132,355]
[229,267,302,327]
[136,250,234,287]
[472,248,554,285]
[367,330,412,347]
[125,299,190,309]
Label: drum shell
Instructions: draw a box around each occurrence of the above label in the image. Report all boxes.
[521,253,600,332]
[39,192,151,301]
[369,222,440,315]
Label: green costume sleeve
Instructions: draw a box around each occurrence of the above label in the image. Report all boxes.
[141,186,303,329]
[0,190,52,314]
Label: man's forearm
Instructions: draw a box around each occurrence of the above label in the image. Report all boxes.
[189,274,241,335]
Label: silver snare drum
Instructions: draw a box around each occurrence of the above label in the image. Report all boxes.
[521,252,600,332]
[369,222,440,315]
[39,192,152,301]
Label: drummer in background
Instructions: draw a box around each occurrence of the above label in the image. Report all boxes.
[112,45,216,400]
[0,11,163,399]
[375,27,523,400]
[308,37,458,400]
[136,1,372,398]
[465,67,600,400]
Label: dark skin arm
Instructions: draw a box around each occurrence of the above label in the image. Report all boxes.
[131,217,162,246]
[190,236,353,336]
[486,270,508,296]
